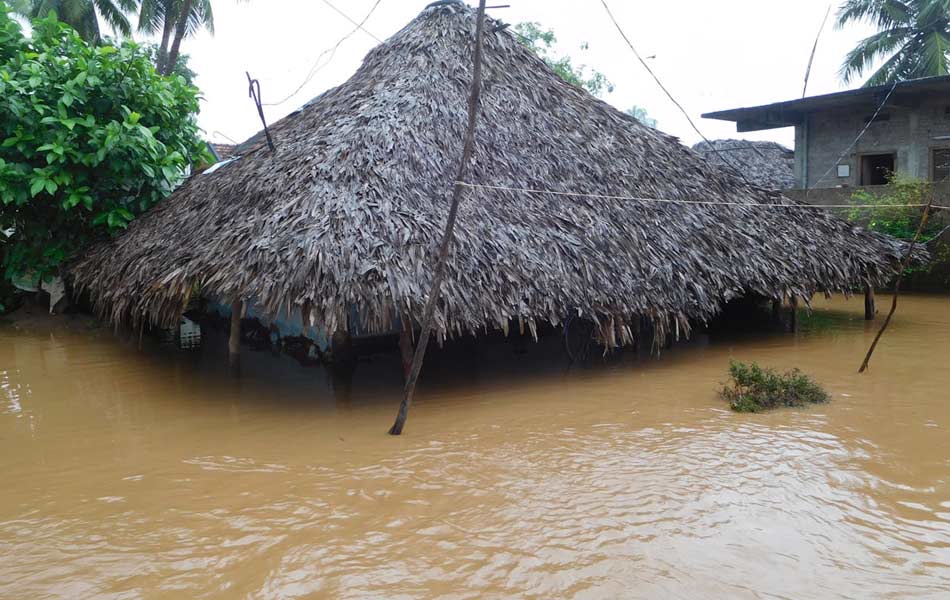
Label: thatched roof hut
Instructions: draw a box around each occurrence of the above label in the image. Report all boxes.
[72,2,909,347]
[693,139,796,190]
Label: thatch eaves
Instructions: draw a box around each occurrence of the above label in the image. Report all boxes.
[71,2,910,346]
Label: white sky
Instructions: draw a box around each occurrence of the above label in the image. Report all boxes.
[158,0,876,149]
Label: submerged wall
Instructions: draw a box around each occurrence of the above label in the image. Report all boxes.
[206,299,403,353]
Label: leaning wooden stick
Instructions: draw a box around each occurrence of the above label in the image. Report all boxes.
[858,193,934,373]
[389,0,488,435]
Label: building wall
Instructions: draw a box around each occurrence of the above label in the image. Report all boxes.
[794,97,950,189]
[784,181,950,208]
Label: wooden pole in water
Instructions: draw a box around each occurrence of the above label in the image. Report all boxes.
[864,283,876,320]
[388,0,488,436]
[859,196,934,373]
[229,299,243,368]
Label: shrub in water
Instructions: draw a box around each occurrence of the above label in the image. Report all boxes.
[721,360,830,413]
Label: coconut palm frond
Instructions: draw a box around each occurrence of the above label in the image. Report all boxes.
[181,0,212,37]
[137,0,173,35]
[840,27,912,83]
[93,0,134,37]
[838,0,950,84]
[836,0,913,30]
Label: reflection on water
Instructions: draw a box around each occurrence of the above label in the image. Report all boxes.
[1,296,949,598]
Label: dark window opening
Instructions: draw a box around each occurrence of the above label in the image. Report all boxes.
[860,153,894,185]
[934,148,950,182]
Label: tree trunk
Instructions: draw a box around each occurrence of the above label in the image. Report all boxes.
[156,7,176,74]
[163,0,194,76]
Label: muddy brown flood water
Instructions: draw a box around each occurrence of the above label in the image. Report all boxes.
[1,295,949,599]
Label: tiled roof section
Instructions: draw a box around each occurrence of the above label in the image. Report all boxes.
[210,143,237,160]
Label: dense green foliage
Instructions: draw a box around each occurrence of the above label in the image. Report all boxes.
[837,0,950,85]
[0,5,207,286]
[12,0,136,42]
[848,174,941,239]
[515,21,614,97]
[11,0,220,76]
[721,361,830,413]
[138,0,217,75]
[626,105,657,128]
[848,175,949,284]
[514,22,657,128]
[145,41,195,84]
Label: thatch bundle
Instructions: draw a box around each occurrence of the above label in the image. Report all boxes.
[693,139,796,191]
[72,2,910,347]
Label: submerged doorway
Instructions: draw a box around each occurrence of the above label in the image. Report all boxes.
[860,153,895,185]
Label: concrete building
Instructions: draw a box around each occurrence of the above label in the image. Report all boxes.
[703,76,950,190]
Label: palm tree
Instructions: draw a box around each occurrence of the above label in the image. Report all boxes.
[837,0,950,85]
[137,0,214,75]
[14,0,138,43]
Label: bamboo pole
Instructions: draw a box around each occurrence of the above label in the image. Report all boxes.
[398,315,415,379]
[388,0,488,436]
[859,196,934,373]
[229,300,243,368]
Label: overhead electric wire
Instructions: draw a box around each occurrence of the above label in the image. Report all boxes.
[926,222,950,244]
[455,181,949,210]
[320,0,383,43]
[263,0,384,107]
[598,0,756,188]
[808,55,924,192]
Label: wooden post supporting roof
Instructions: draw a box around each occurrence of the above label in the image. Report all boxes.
[864,284,876,320]
[388,0,488,436]
[789,296,799,333]
[229,300,243,369]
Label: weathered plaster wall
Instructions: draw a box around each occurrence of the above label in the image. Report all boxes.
[793,98,950,189]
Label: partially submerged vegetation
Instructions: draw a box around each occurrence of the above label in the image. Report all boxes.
[848,175,949,286]
[848,175,940,245]
[721,360,830,413]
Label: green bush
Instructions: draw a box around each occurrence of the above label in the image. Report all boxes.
[721,360,830,413]
[847,174,948,282]
[0,4,209,286]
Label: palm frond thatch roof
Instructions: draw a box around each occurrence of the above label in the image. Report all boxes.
[72,2,909,346]
[693,139,796,191]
